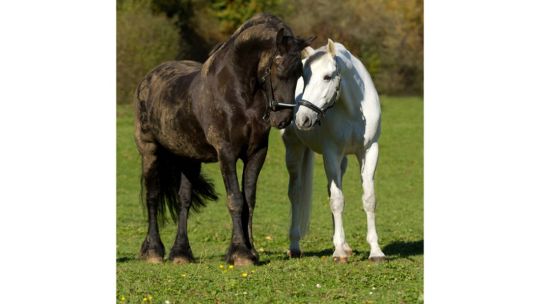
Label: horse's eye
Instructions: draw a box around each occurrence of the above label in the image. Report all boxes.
[323,75,332,81]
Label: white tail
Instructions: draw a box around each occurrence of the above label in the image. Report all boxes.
[296,148,314,238]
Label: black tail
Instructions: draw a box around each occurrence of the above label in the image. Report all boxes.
[141,146,218,225]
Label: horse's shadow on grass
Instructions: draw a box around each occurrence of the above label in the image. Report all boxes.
[116,256,136,263]
[277,239,424,261]
[383,239,424,259]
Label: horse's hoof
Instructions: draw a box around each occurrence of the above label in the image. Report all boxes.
[171,256,193,264]
[144,255,163,264]
[140,249,164,264]
[344,248,353,257]
[287,249,303,258]
[234,257,255,266]
[140,239,165,264]
[333,256,348,263]
[368,256,386,263]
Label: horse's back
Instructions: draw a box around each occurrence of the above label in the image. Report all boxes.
[344,47,381,147]
[136,60,201,106]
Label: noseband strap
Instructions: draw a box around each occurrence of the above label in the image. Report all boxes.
[298,99,324,117]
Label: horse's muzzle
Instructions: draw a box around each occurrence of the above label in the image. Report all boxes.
[277,117,293,129]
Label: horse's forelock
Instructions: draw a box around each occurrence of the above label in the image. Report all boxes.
[278,52,303,77]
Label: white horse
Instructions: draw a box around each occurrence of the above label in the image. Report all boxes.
[281,39,385,262]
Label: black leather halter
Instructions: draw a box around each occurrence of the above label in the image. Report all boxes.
[298,72,341,124]
[261,52,296,120]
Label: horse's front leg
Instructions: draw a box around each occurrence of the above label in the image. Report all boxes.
[219,149,257,266]
[323,149,350,263]
[241,146,268,260]
[358,143,385,262]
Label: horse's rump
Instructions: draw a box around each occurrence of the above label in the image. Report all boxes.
[136,60,218,161]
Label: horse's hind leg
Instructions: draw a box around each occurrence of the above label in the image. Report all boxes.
[339,157,353,257]
[138,141,165,263]
[283,130,313,258]
[358,143,385,262]
[169,170,196,264]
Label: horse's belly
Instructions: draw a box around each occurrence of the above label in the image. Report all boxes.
[152,114,218,162]
[159,133,218,162]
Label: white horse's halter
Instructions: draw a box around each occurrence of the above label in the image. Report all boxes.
[298,72,341,124]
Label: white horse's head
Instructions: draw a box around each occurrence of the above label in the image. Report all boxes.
[296,39,341,130]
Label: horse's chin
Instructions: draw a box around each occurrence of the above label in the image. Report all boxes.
[269,111,293,129]
[295,123,312,131]
[271,118,293,129]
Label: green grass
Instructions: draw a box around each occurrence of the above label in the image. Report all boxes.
[117,96,423,303]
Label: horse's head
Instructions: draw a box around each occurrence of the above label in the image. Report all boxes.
[264,29,315,129]
[295,39,341,130]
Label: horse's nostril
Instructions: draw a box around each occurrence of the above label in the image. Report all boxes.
[301,116,310,126]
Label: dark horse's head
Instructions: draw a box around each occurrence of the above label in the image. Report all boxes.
[263,27,315,128]
[208,14,315,129]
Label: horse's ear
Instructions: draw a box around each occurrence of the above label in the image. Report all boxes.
[327,38,337,57]
[303,36,316,47]
[301,46,315,59]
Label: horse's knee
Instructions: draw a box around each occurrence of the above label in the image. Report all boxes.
[226,193,244,213]
[330,198,344,213]
[362,192,376,212]
[329,183,344,213]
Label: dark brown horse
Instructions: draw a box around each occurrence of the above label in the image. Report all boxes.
[134,14,314,266]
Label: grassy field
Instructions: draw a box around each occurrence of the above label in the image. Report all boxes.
[117,96,423,303]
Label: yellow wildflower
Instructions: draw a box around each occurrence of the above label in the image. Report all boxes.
[241,272,248,278]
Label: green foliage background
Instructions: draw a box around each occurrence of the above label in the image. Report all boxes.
[116,0,423,104]
[117,0,180,107]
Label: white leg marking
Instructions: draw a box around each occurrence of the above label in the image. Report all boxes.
[360,143,385,259]
[323,152,348,258]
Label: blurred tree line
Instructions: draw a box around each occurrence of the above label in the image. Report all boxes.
[117,0,423,104]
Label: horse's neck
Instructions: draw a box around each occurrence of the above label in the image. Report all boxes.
[335,49,380,120]
[237,53,265,93]
[208,45,266,96]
